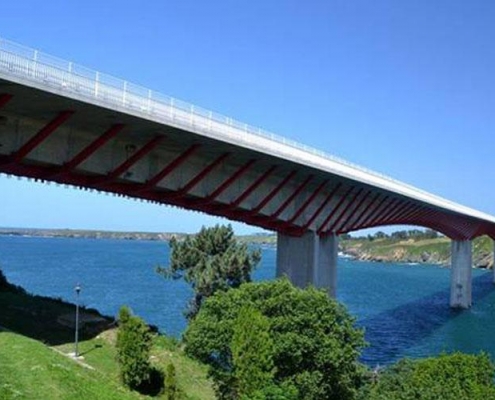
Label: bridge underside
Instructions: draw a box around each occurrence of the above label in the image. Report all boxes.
[0,80,494,242]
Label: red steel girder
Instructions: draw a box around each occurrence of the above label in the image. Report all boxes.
[300,183,343,232]
[359,196,391,227]
[269,175,314,220]
[385,202,417,224]
[137,144,200,193]
[102,136,164,183]
[287,179,328,225]
[347,192,381,231]
[317,186,354,234]
[359,198,400,229]
[326,188,364,233]
[337,190,372,233]
[171,153,230,198]
[249,170,297,215]
[198,159,256,205]
[13,111,74,162]
[228,165,277,209]
[65,124,125,171]
[0,94,13,109]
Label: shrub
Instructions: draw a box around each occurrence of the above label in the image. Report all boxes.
[164,363,179,400]
[359,352,495,400]
[116,306,154,391]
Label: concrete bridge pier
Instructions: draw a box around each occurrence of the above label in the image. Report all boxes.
[493,240,495,284]
[276,232,338,297]
[450,240,473,309]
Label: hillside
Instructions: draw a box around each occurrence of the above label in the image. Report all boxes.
[340,235,494,268]
[0,274,214,400]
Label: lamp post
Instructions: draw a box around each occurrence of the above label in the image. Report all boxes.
[74,283,81,358]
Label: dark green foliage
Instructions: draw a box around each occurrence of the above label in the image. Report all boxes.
[164,363,179,400]
[359,353,495,400]
[184,278,366,400]
[116,306,160,394]
[232,306,275,398]
[157,224,261,319]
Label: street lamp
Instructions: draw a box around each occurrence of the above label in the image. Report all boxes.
[74,283,81,358]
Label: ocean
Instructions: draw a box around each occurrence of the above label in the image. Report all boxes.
[1,235,495,366]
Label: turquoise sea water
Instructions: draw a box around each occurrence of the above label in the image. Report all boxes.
[1,235,495,366]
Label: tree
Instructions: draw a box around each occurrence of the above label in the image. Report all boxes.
[358,352,495,400]
[157,224,261,319]
[116,306,153,391]
[184,278,366,400]
[232,306,275,398]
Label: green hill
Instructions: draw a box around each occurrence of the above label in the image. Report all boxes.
[0,274,214,400]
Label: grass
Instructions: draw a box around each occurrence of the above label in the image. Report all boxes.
[0,277,215,400]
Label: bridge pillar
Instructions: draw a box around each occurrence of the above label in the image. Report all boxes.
[493,240,495,284]
[276,232,338,297]
[450,240,472,309]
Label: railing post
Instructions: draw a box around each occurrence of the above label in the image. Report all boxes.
[123,81,127,105]
[95,71,100,97]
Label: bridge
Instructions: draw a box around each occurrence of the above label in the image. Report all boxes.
[0,37,494,309]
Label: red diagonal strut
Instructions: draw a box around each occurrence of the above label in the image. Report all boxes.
[172,153,230,198]
[138,144,200,193]
[201,159,256,204]
[249,170,297,215]
[287,179,328,225]
[348,192,381,231]
[337,190,372,233]
[103,136,164,182]
[317,186,354,234]
[228,165,277,209]
[65,124,125,171]
[300,183,343,231]
[13,111,74,162]
[359,196,391,227]
[270,175,314,220]
[326,188,364,233]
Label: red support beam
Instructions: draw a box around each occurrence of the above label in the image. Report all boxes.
[382,201,415,224]
[347,192,381,231]
[65,124,125,171]
[300,183,343,231]
[365,198,401,227]
[137,144,200,193]
[359,195,391,227]
[249,170,297,215]
[0,94,13,109]
[228,165,277,209]
[172,153,230,198]
[104,136,164,182]
[269,175,314,220]
[317,186,354,234]
[13,111,74,162]
[199,159,256,204]
[337,190,371,233]
[287,179,328,225]
[326,188,364,233]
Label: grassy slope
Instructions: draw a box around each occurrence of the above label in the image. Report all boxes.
[341,235,494,266]
[0,331,140,400]
[0,286,215,400]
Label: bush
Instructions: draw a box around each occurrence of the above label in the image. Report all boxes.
[116,306,162,394]
[184,278,366,400]
[359,352,495,400]
[164,363,179,400]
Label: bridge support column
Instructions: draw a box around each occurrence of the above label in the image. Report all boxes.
[450,240,472,309]
[493,240,495,284]
[276,232,338,297]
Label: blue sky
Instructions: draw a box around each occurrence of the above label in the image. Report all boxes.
[1,1,494,234]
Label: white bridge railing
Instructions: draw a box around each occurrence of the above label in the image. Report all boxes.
[0,37,469,213]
